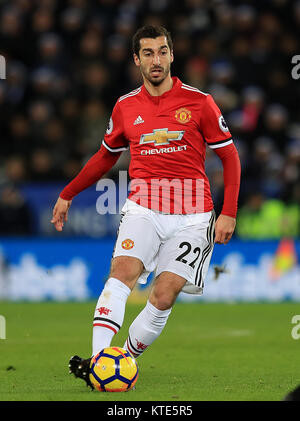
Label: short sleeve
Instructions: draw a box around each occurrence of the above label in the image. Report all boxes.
[200,94,233,149]
[102,101,129,152]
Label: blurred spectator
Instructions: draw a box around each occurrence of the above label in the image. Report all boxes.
[0,5,25,59]
[5,61,27,106]
[184,57,208,91]
[31,7,55,35]
[58,96,81,141]
[29,148,61,181]
[240,86,264,134]
[8,114,31,157]
[59,7,85,53]
[2,156,28,184]
[0,184,31,234]
[77,99,109,156]
[236,193,300,239]
[78,30,104,63]
[78,63,110,100]
[242,136,284,199]
[263,104,289,150]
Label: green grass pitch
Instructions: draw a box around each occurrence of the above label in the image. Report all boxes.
[0,301,299,401]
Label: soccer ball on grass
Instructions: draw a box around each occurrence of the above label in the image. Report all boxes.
[89,346,139,392]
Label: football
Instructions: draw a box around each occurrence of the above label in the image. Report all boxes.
[89,346,139,392]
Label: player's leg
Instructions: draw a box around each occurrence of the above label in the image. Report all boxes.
[123,210,215,358]
[92,255,143,356]
[124,271,186,358]
[92,204,160,357]
[69,205,160,388]
[69,255,143,389]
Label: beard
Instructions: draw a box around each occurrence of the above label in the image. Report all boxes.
[141,63,171,86]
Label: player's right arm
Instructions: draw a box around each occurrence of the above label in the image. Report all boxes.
[51,101,128,232]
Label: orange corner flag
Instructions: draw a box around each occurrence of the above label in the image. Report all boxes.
[270,238,297,280]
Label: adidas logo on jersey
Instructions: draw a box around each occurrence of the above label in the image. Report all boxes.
[134,115,144,125]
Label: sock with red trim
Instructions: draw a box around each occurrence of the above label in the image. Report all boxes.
[123,300,172,358]
[92,277,131,356]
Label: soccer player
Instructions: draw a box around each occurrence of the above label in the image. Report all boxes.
[51,25,241,389]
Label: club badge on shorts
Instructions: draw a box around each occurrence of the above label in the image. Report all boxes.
[121,238,134,250]
[175,107,192,124]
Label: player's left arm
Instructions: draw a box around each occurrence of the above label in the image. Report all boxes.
[213,143,241,244]
[200,94,241,244]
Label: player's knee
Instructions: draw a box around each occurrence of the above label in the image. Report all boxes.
[109,256,144,289]
[149,272,186,310]
[149,288,175,311]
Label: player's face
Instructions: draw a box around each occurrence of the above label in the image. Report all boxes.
[134,36,174,86]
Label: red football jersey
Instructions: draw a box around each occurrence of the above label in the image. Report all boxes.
[103,77,233,214]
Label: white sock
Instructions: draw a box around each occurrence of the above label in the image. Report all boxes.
[92,277,131,356]
[123,300,172,358]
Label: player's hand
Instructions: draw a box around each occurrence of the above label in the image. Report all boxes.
[51,197,72,232]
[214,214,236,245]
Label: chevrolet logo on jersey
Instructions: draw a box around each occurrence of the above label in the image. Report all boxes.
[140,128,185,146]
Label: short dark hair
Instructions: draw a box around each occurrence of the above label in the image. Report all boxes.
[132,25,173,57]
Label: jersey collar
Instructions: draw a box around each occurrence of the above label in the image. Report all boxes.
[141,76,182,100]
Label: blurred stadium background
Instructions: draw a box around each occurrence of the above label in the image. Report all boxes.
[0,0,299,303]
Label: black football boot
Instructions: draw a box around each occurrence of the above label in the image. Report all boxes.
[68,355,94,390]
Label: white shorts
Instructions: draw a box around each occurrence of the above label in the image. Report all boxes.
[113,199,215,295]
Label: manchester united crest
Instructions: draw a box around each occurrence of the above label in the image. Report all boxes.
[175,107,192,124]
[121,238,134,250]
